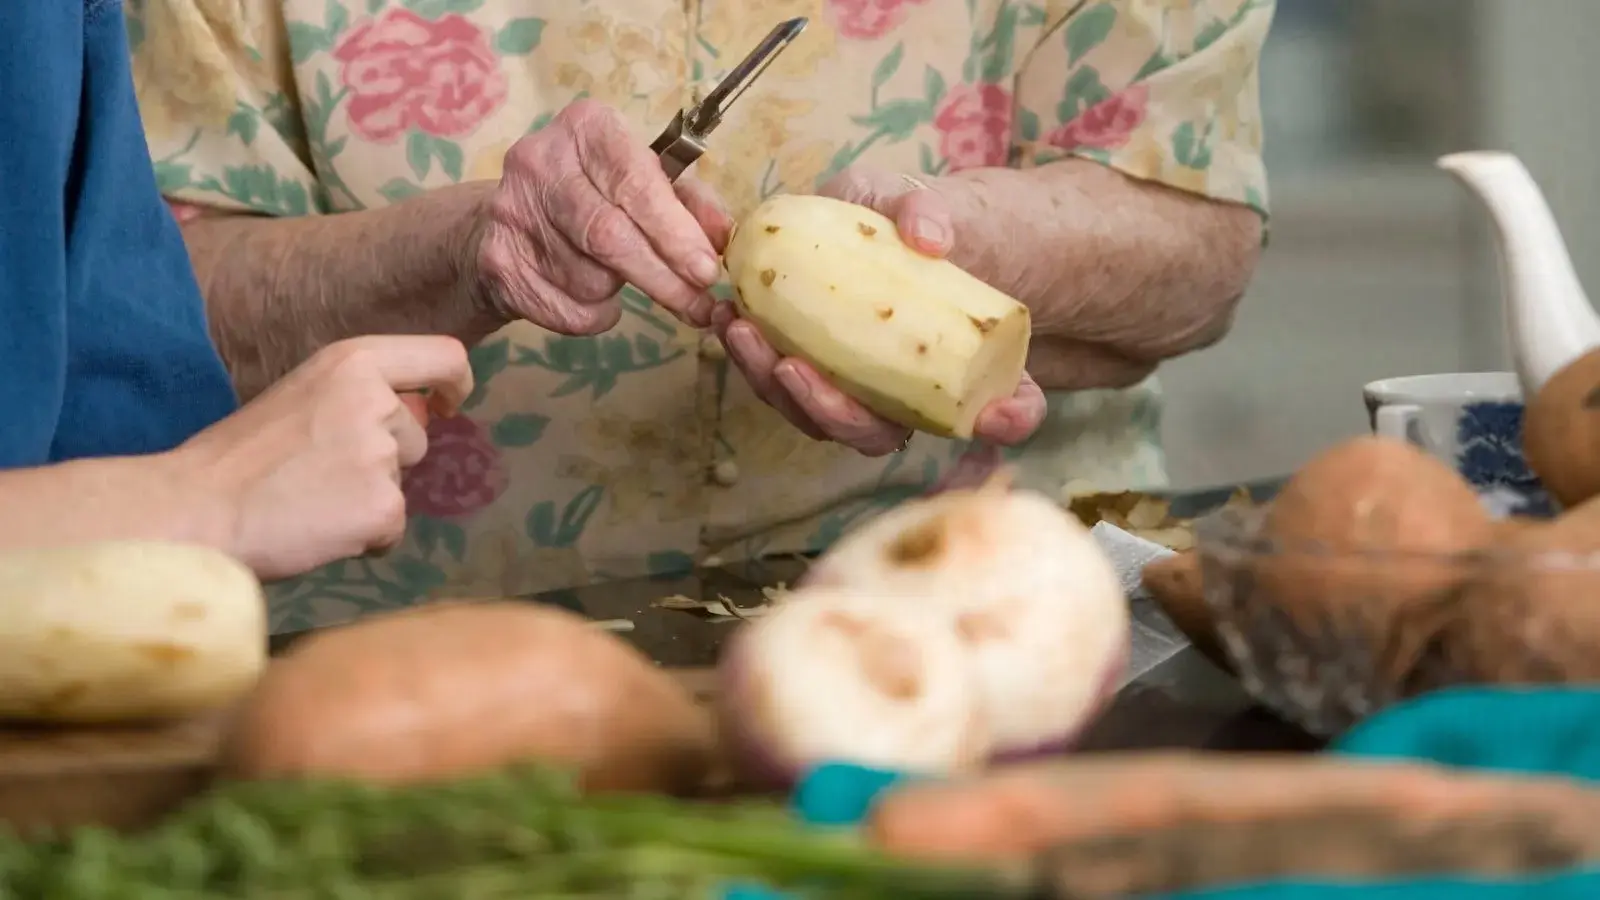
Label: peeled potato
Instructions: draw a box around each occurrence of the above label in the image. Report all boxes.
[221,601,716,795]
[0,541,267,724]
[723,193,1031,439]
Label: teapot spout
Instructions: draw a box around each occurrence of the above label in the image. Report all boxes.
[1438,151,1600,395]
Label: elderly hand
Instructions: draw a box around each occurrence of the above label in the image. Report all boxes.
[472,99,732,335]
[714,166,1047,457]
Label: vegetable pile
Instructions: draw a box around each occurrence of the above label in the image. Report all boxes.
[1150,346,1600,733]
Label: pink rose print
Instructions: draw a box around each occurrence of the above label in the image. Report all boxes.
[402,414,509,520]
[1047,85,1150,152]
[827,0,931,41]
[332,8,509,143]
[932,83,1014,171]
[926,443,1004,495]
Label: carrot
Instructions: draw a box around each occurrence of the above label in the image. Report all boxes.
[868,752,1600,896]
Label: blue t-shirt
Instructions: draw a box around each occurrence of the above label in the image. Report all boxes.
[0,0,239,468]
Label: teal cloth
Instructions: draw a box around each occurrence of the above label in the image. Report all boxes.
[719,687,1600,899]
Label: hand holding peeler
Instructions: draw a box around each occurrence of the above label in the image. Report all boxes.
[650,17,809,182]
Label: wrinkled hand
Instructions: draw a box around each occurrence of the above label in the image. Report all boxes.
[474,99,734,334]
[715,166,1047,456]
[174,336,474,581]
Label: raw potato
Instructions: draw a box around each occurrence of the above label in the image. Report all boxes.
[0,541,267,724]
[867,752,1600,897]
[723,194,1030,439]
[1139,552,1232,674]
[1523,346,1600,508]
[1455,495,1600,683]
[222,601,716,795]
[1251,436,1493,686]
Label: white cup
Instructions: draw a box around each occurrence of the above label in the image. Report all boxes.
[1362,372,1534,489]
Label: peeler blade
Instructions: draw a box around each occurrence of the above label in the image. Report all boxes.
[651,17,809,181]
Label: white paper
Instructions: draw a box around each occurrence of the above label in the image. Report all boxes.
[1089,521,1191,686]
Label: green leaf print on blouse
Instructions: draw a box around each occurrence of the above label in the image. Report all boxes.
[405,130,466,182]
[305,72,360,210]
[1172,120,1216,170]
[828,56,946,180]
[960,0,1025,84]
[490,413,550,447]
[286,0,351,64]
[413,515,468,562]
[377,178,424,202]
[526,486,606,549]
[494,18,545,55]
[461,338,511,412]
[511,334,686,401]
[1064,2,1117,66]
[402,0,486,19]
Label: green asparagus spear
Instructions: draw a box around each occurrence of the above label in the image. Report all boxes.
[0,765,1035,899]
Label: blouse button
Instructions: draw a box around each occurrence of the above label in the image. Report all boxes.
[711,459,740,486]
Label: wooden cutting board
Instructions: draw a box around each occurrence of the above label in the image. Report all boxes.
[0,668,719,834]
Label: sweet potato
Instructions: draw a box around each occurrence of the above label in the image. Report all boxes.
[221,601,716,795]
[867,752,1600,897]
[1454,496,1600,683]
[1139,551,1232,674]
[1252,437,1492,688]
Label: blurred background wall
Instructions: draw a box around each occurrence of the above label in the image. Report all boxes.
[1159,0,1600,487]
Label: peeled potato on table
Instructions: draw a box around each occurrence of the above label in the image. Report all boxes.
[723,193,1031,439]
[0,541,267,724]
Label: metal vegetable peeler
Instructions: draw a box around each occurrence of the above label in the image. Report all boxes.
[650,17,809,182]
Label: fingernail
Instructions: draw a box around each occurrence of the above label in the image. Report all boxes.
[775,362,810,401]
[910,216,949,248]
[690,253,723,287]
[686,294,713,327]
[727,326,760,363]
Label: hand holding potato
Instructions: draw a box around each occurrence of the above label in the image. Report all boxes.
[716,166,1046,456]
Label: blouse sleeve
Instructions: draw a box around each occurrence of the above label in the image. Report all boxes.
[1014,0,1272,218]
[124,0,324,217]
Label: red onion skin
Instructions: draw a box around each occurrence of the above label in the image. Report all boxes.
[714,634,807,791]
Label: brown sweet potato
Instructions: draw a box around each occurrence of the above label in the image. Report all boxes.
[221,601,716,795]
[1523,347,1600,508]
[1252,437,1492,689]
[867,752,1600,897]
[1455,496,1600,684]
[1140,552,1233,674]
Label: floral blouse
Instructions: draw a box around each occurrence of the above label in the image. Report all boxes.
[125,0,1272,632]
